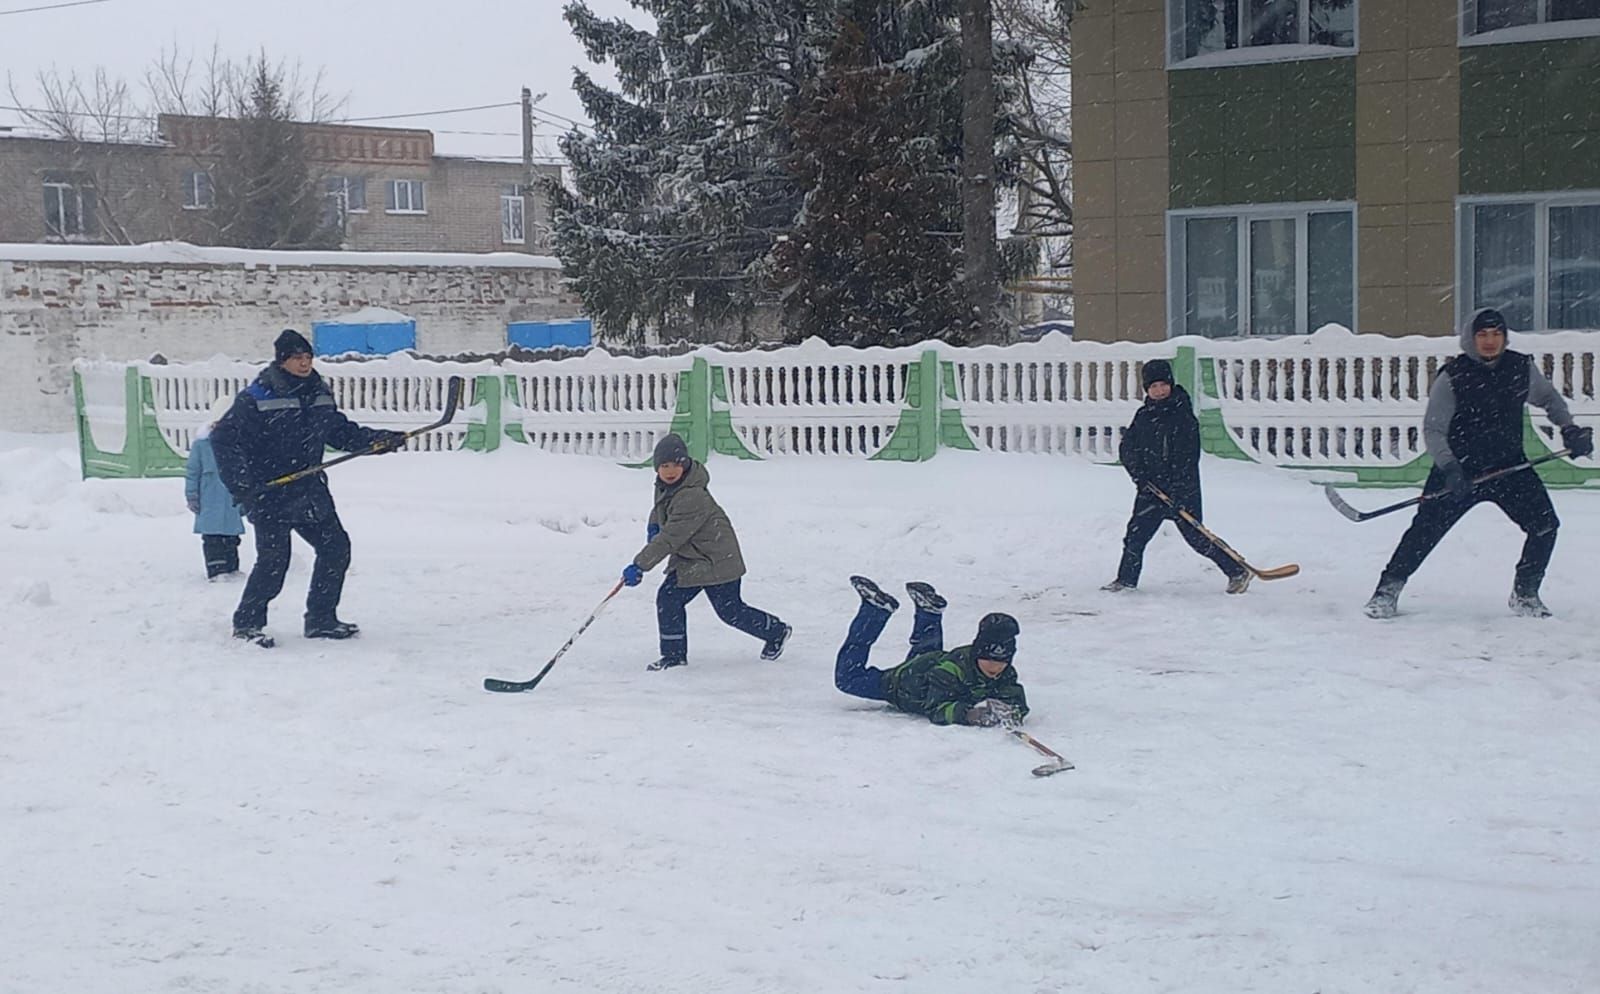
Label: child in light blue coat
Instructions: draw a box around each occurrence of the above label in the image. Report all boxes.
[186,396,246,579]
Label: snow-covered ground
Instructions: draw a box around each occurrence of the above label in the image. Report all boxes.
[3,433,1597,993]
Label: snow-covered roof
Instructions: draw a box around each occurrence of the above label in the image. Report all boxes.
[0,240,560,270]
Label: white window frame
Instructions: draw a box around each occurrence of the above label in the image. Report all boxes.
[182,170,214,210]
[385,179,426,215]
[501,184,526,245]
[1167,0,1359,69]
[42,177,94,240]
[1456,190,1600,331]
[1459,0,1600,45]
[1166,200,1359,338]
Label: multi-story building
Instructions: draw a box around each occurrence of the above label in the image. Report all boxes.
[1071,0,1600,341]
[0,114,560,256]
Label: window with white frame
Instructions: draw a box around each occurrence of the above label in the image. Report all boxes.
[1460,194,1600,331]
[501,184,526,245]
[1170,0,1355,64]
[41,173,97,240]
[1169,203,1355,337]
[385,179,425,214]
[182,170,214,210]
[1461,0,1600,39]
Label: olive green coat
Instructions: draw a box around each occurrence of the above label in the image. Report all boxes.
[633,461,747,588]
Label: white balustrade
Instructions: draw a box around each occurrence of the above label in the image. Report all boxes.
[78,329,1600,476]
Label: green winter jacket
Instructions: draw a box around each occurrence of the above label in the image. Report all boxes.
[882,645,1030,726]
[633,461,747,588]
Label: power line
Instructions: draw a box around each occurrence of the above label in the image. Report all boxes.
[0,0,111,15]
[335,100,519,124]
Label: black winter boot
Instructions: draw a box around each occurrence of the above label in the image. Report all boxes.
[305,618,360,639]
[904,582,947,612]
[1364,577,1405,619]
[850,575,899,612]
[647,656,688,671]
[760,623,793,660]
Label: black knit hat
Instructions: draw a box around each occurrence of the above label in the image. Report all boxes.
[1471,308,1508,333]
[274,329,314,362]
[974,612,1020,664]
[652,433,691,470]
[1142,358,1175,390]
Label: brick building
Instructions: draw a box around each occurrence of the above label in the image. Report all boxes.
[0,115,560,256]
[1071,0,1600,341]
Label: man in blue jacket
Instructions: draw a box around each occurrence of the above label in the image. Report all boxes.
[212,330,405,647]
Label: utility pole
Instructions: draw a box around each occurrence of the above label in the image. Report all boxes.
[960,0,1001,343]
[521,86,534,191]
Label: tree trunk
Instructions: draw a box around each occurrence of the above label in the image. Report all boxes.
[960,0,1001,343]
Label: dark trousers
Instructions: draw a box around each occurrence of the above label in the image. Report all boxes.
[1117,492,1239,586]
[1382,467,1559,593]
[656,571,783,661]
[834,601,944,701]
[233,513,352,630]
[201,534,241,578]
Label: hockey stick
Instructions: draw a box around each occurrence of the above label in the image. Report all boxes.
[1011,729,1074,777]
[1323,449,1572,523]
[1144,483,1300,580]
[483,579,626,693]
[259,375,465,491]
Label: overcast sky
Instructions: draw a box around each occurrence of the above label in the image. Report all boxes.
[0,0,649,159]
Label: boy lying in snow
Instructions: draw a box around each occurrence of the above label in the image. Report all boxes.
[833,576,1028,727]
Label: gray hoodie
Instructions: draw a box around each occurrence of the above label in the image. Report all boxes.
[1423,309,1573,469]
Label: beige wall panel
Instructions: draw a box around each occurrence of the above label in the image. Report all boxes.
[1356,82,1408,145]
[1114,69,1166,103]
[1074,293,1119,342]
[1407,283,1456,334]
[1405,222,1456,286]
[1115,100,1169,160]
[1075,101,1118,161]
[1114,156,1169,217]
[1116,234,1167,294]
[1076,160,1117,219]
[1360,225,1409,287]
[1360,285,1409,335]
[1116,292,1168,342]
[1111,12,1165,73]
[1406,79,1459,143]
[1406,140,1458,203]
[1356,143,1408,204]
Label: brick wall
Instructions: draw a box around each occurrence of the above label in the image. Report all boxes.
[0,249,579,431]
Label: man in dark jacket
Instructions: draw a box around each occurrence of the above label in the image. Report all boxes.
[834,576,1029,727]
[1364,308,1593,619]
[212,329,406,646]
[1104,358,1248,594]
[620,433,791,670]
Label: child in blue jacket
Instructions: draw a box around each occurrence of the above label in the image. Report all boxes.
[186,396,246,579]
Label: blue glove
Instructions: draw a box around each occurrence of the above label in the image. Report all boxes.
[647,523,661,542]
[1439,461,1471,500]
[622,563,644,587]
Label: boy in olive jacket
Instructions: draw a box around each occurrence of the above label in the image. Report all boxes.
[621,434,791,670]
[833,576,1029,727]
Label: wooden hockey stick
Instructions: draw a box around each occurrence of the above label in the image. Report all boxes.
[1011,730,1074,777]
[1144,483,1300,580]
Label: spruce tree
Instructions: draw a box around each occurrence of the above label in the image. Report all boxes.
[771,21,970,346]
[554,0,821,343]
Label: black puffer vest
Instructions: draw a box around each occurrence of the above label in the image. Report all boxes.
[1443,351,1531,474]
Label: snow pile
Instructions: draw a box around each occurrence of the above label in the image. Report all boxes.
[2,435,1597,992]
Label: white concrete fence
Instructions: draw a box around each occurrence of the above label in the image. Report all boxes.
[73,327,1600,486]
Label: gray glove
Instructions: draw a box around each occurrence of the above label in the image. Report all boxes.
[965,698,1021,728]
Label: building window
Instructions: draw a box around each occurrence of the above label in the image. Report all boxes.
[323,176,368,229]
[501,184,526,245]
[385,179,426,214]
[182,170,214,210]
[1169,0,1356,65]
[42,173,97,240]
[1168,203,1355,337]
[328,176,366,213]
[1460,194,1600,331]
[1461,0,1600,40]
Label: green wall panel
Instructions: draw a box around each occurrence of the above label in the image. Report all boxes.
[1461,38,1600,194]
[1169,58,1356,208]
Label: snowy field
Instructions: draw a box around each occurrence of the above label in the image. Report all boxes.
[3,432,1598,994]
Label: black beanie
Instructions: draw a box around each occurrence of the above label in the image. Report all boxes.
[974,612,1019,664]
[1471,308,1507,333]
[274,329,313,362]
[652,433,691,469]
[1142,359,1175,390]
